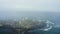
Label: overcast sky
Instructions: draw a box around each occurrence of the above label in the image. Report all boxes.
[0,0,60,12]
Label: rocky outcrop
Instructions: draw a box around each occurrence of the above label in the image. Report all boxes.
[18,19,47,34]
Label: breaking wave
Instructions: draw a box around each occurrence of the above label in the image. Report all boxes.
[28,20,54,32]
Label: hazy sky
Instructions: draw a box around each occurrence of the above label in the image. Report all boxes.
[0,0,60,12]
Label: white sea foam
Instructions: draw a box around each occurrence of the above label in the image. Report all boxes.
[28,20,54,32]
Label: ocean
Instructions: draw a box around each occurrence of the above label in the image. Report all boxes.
[0,12,60,34]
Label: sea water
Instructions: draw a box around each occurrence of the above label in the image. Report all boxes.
[0,12,60,34]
